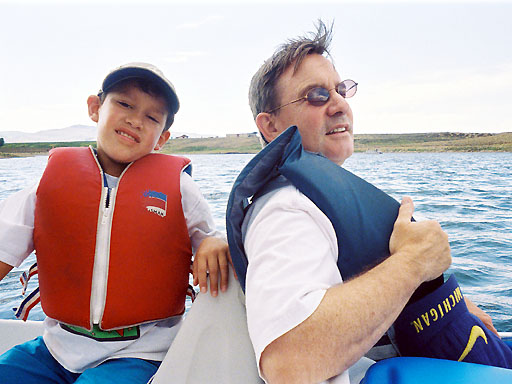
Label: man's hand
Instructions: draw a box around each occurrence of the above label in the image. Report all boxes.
[464,297,500,337]
[192,237,231,297]
[389,196,452,283]
[258,197,452,384]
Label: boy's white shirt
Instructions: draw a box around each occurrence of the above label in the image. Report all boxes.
[0,171,222,372]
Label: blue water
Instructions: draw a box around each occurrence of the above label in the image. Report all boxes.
[0,152,511,331]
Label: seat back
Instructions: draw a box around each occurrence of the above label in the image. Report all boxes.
[150,267,263,384]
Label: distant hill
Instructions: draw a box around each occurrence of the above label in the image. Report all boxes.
[160,132,512,154]
[353,132,512,152]
[0,126,215,143]
[0,125,97,143]
[1,132,511,158]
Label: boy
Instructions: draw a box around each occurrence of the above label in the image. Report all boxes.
[0,62,230,383]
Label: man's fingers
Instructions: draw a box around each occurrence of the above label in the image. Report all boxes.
[465,297,500,337]
[487,321,500,337]
[396,196,414,224]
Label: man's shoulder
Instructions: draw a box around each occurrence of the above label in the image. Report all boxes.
[265,183,315,207]
[248,183,320,223]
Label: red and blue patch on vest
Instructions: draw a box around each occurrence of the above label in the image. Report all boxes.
[143,190,167,218]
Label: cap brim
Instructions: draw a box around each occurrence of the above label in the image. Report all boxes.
[102,67,179,115]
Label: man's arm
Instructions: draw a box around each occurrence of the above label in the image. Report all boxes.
[260,197,451,383]
[465,297,499,336]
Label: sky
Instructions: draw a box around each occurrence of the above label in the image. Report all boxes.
[0,0,511,136]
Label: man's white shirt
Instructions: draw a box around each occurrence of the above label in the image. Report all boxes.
[243,183,352,384]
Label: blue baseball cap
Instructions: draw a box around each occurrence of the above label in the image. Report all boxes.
[100,62,180,115]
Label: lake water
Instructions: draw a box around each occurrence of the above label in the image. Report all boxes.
[1,152,511,331]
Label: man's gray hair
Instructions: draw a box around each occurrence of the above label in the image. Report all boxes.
[248,20,333,121]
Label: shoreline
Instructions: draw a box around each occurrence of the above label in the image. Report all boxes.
[1,132,511,158]
[0,152,49,159]
[3,149,511,159]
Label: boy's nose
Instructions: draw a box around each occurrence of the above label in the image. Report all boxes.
[126,112,143,129]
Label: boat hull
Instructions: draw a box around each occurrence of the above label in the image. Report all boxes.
[1,283,510,383]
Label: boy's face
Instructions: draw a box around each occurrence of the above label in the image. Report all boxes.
[87,82,171,176]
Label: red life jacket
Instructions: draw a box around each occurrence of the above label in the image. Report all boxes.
[34,147,192,331]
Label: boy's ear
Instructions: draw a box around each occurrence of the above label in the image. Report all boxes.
[255,112,278,143]
[154,130,171,151]
[87,95,101,123]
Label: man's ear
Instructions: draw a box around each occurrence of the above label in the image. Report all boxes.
[154,130,171,151]
[255,112,278,143]
[87,95,101,123]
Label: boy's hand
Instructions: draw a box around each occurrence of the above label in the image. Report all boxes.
[192,237,232,297]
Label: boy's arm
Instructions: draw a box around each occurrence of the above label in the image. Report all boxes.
[0,261,14,281]
[0,183,38,271]
[192,237,231,297]
[180,172,230,296]
[180,173,223,246]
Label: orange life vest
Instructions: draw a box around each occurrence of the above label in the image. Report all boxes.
[34,147,192,331]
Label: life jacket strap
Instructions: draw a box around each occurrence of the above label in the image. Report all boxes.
[13,262,41,321]
[13,287,41,321]
[19,262,38,295]
[187,284,197,302]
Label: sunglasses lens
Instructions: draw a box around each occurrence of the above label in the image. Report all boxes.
[306,87,330,106]
[340,80,357,98]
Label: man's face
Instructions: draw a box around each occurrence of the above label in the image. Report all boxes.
[88,82,170,176]
[268,54,354,165]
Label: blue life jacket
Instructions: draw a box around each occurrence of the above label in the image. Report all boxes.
[226,126,512,368]
[226,126,399,291]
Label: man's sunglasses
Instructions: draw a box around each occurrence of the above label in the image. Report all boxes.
[267,79,358,114]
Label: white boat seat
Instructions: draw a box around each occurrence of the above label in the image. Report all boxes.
[0,319,44,355]
[150,266,263,383]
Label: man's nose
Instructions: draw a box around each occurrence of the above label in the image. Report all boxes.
[326,90,351,116]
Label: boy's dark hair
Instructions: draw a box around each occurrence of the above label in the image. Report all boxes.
[249,20,333,144]
[99,78,175,131]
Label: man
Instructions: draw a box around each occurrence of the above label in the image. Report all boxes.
[227,21,508,383]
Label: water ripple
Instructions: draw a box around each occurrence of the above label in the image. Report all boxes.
[1,152,511,331]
